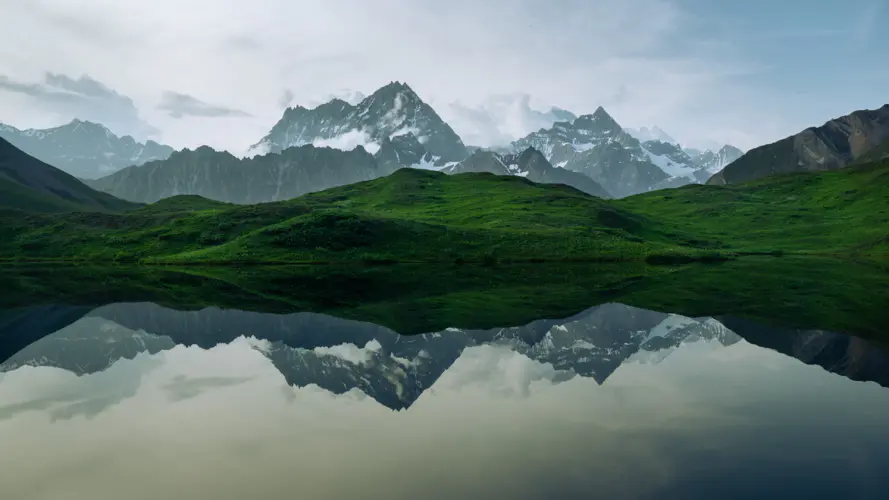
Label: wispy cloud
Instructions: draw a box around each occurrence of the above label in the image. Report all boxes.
[0,72,158,139]
[0,0,884,151]
[158,91,252,119]
[277,89,295,109]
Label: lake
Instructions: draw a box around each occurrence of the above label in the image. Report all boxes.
[1,261,888,499]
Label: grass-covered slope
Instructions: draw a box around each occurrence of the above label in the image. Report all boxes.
[619,159,889,259]
[0,137,138,213]
[1,159,888,264]
[0,169,697,263]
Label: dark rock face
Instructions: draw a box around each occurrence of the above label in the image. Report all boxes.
[0,137,136,212]
[251,82,468,166]
[375,133,430,172]
[87,142,610,205]
[0,120,173,179]
[708,104,889,185]
[443,147,613,198]
[86,144,386,204]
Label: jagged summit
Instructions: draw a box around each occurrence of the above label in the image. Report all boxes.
[592,106,613,120]
[375,80,416,94]
[251,81,467,165]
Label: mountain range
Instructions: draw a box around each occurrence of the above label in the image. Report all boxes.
[3,81,749,204]
[83,84,627,203]
[2,79,887,212]
[3,301,887,411]
[510,108,743,197]
[0,120,174,180]
[86,143,390,204]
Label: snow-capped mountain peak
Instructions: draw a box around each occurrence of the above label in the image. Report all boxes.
[251,81,468,166]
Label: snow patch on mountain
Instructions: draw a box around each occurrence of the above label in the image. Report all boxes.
[642,146,698,178]
[642,315,699,345]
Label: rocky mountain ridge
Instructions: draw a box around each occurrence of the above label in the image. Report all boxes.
[250,81,468,166]
[708,104,889,185]
[86,144,388,204]
[0,119,174,179]
[510,109,708,197]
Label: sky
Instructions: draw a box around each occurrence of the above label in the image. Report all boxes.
[0,0,886,153]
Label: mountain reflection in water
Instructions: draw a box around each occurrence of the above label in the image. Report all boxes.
[1,300,889,500]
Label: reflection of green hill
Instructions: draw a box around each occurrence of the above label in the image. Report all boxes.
[1,257,887,339]
[614,257,889,337]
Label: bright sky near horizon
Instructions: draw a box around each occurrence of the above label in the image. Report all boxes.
[0,0,886,153]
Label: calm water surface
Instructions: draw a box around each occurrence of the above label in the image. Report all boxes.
[2,301,889,499]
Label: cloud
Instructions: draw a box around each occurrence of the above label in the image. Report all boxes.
[0,0,885,151]
[158,91,252,119]
[312,129,381,155]
[304,89,367,108]
[0,72,158,140]
[439,94,578,146]
[278,89,295,108]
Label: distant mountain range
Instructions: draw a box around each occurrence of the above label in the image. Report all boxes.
[0,120,174,179]
[86,144,390,204]
[510,108,743,197]
[442,147,612,198]
[4,301,887,411]
[708,104,889,185]
[6,80,886,204]
[81,83,746,203]
[0,136,137,212]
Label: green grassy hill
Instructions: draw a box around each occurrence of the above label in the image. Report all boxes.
[0,170,695,263]
[1,159,888,264]
[619,159,889,259]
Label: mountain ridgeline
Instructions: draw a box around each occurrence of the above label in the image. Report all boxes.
[0,120,173,179]
[0,136,137,213]
[86,144,391,204]
[443,147,612,198]
[708,104,889,185]
[72,81,745,204]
